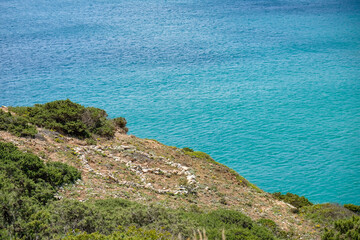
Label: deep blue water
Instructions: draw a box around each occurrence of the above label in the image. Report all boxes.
[1,0,359,204]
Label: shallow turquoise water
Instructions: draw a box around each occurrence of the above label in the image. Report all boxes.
[1,0,359,204]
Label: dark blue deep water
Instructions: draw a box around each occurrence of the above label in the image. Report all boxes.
[1,0,360,204]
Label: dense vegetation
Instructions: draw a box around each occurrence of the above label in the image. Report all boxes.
[7,99,128,138]
[0,141,81,239]
[22,198,281,240]
[344,204,360,215]
[322,216,360,240]
[63,227,172,240]
[301,204,356,228]
[272,193,360,239]
[300,203,360,239]
[0,110,37,137]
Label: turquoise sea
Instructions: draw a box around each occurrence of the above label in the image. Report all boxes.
[1,0,359,204]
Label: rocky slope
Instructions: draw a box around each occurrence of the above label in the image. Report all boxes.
[0,106,323,239]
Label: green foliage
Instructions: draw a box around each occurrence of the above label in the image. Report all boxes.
[301,203,355,227]
[46,161,81,187]
[9,99,128,139]
[86,138,97,145]
[272,192,313,209]
[182,147,212,161]
[182,147,194,152]
[184,209,277,240]
[257,219,289,239]
[13,197,281,240]
[11,100,90,137]
[113,117,128,133]
[0,110,37,137]
[0,141,81,239]
[322,216,360,240]
[344,204,360,215]
[64,226,172,240]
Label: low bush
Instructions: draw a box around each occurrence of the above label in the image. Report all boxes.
[113,117,128,133]
[9,99,128,139]
[322,215,360,240]
[301,203,355,228]
[344,204,360,215]
[182,147,212,161]
[182,147,194,152]
[257,219,289,239]
[17,197,281,240]
[64,226,172,240]
[46,161,81,187]
[0,141,81,239]
[272,192,313,209]
[0,110,37,137]
[183,209,277,239]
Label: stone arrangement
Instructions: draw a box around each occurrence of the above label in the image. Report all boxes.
[73,144,198,195]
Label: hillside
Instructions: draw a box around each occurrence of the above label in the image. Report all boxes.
[1,100,358,239]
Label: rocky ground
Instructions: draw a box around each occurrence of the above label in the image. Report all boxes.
[0,126,322,239]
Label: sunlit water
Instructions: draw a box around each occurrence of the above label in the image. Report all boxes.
[1,0,359,204]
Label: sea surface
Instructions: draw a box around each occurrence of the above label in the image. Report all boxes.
[1,0,359,204]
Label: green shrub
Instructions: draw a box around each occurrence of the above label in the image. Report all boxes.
[86,138,97,145]
[9,99,128,139]
[0,110,37,137]
[182,147,194,152]
[32,198,280,240]
[0,141,81,239]
[81,107,108,130]
[64,226,172,240]
[95,120,115,138]
[9,100,90,138]
[344,204,360,215]
[272,192,313,209]
[257,219,289,239]
[322,216,360,240]
[113,117,127,130]
[301,203,355,228]
[46,161,81,187]
[185,209,277,240]
[182,148,212,161]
